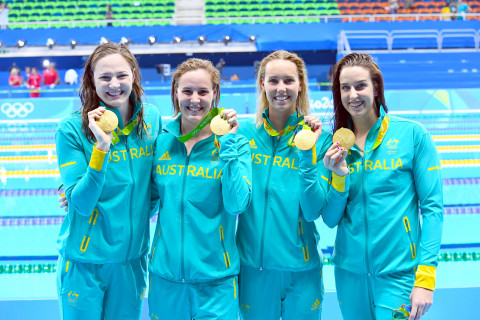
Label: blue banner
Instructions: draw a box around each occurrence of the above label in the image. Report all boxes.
[1,89,479,121]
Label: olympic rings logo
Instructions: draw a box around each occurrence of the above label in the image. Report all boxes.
[1,102,35,118]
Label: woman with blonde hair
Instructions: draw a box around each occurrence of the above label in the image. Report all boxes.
[237,50,342,320]
[148,58,252,319]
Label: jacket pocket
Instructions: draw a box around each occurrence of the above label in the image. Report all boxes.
[298,219,310,262]
[79,209,98,253]
[219,225,231,268]
[403,217,416,259]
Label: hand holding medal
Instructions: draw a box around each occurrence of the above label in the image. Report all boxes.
[332,127,355,150]
[96,110,118,133]
[293,115,322,150]
[87,107,116,151]
[323,127,355,176]
[210,108,238,135]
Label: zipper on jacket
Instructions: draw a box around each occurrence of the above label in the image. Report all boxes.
[259,136,278,270]
[180,153,190,282]
[124,137,135,261]
[361,155,372,275]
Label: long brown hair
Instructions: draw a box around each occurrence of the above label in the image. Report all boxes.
[331,53,388,132]
[255,50,310,126]
[79,42,146,142]
[170,58,221,116]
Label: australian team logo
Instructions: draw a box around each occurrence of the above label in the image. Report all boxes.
[67,291,79,306]
[386,138,398,154]
[1,102,35,118]
[211,148,219,161]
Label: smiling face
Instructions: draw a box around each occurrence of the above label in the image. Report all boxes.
[175,68,216,130]
[339,66,378,125]
[262,59,301,117]
[93,53,134,111]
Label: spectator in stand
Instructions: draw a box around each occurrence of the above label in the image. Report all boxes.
[442,1,454,19]
[216,58,226,79]
[8,68,22,87]
[43,63,60,88]
[105,4,114,27]
[64,68,79,85]
[28,67,42,98]
[230,73,240,81]
[0,2,10,30]
[449,0,459,15]
[24,66,31,80]
[388,0,400,13]
[404,0,414,10]
[457,0,473,19]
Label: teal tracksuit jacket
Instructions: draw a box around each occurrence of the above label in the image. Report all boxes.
[149,117,252,282]
[237,112,340,271]
[55,102,161,263]
[326,110,443,289]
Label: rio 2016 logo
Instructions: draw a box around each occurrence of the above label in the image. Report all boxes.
[1,102,35,118]
[310,97,333,110]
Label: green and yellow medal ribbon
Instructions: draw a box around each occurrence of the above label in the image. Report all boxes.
[351,115,390,154]
[177,107,222,150]
[111,117,138,145]
[263,113,305,147]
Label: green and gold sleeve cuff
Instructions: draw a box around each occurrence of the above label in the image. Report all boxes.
[89,147,107,171]
[414,265,437,291]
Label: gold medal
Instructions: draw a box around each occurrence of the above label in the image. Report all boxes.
[294,128,316,150]
[333,127,355,150]
[210,115,231,136]
[96,110,118,133]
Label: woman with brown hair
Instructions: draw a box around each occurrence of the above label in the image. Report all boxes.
[55,42,162,319]
[324,52,443,320]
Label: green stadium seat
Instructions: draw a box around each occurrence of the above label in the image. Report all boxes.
[328,8,340,15]
[148,20,171,26]
[283,17,304,23]
[207,19,228,24]
[231,18,254,24]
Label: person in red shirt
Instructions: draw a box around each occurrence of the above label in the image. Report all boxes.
[28,67,42,98]
[43,63,60,87]
[8,68,22,86]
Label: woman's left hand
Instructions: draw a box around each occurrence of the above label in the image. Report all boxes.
[304,115,323,141]
[408,287,433,320]
[220,109,239,134]
[59,196,68,212]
